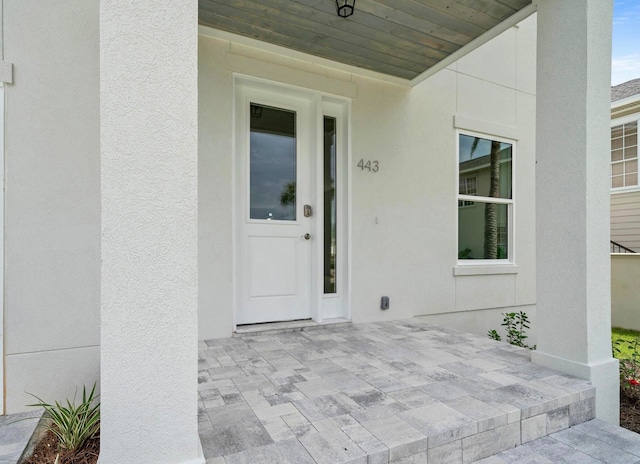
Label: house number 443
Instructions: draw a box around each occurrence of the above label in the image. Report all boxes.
[357,159,379,172]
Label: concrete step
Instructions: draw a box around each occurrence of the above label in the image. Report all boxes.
[477,419,640,463]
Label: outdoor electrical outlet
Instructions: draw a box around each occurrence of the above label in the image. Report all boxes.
[381,296,390,310]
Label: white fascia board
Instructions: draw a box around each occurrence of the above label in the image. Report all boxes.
[612,93,640,110]
[410,3,538,87]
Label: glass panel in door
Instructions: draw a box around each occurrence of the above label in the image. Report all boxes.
[249,103,297,221]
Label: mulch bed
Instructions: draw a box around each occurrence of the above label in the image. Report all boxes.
[620,388,640,434]
[22,430,99,464]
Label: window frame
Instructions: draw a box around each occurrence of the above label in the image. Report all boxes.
[456,129,516,268]
[611,114,639,192]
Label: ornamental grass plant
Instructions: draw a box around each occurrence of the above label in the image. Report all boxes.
[27,384,100,456]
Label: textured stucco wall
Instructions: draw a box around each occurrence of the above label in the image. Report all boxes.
[100,1,201,463]
[3,0,100,414]
[197,13,539,341]
[534,0,618,423]
[612,254,640,331]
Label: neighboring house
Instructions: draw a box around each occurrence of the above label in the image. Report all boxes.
[611,78,640,251]
[0,1,617,462]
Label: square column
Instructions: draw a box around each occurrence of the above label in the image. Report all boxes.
[99,2,202,463]
[534,0,619,423]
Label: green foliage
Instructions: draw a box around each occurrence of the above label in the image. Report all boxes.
[487,311,536,350]
[28,384,100,452]
[458,248,472,259]
[612,328,640,398]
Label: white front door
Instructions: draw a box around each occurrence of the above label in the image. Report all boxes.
[235,85,314,325]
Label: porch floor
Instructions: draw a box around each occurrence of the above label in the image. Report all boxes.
[197,319,600,463]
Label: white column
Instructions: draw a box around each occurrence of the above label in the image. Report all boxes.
[99,2,202,463]
[533,0,618,423]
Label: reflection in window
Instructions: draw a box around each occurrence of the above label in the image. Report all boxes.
[249,103,297,220]
[324,117,337,294]
[458,134,513,260]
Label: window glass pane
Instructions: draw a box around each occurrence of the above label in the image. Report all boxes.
[459,134,512,199]
[626,173,638,186]
[612,149,624,162]
[612,126,624,138]
[626,145,638,159]
[458,202,509,259]
[626,159,638,174]
[612,137,623,150]
[613,175,624,188]
[249,104,297,220]
[625,133,637,148]
[612,163,624,176]
[626,122,638,135]
[323,117,337,294]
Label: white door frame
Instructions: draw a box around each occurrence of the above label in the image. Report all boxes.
[232,76,350,329]
[0,84,5,414]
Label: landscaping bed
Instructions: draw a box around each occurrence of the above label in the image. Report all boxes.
[23,430,99,464]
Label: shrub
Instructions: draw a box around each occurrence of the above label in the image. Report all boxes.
[28,384,100,453]
[487,311,536,350]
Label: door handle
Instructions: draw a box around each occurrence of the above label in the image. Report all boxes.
[303,233,311,240]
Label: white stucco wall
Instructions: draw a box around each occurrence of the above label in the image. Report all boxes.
[197,14,538,341]
[3,0,100,414]
[1,3,539,414]
[612,254,640,331]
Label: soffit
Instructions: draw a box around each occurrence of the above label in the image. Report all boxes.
[198,0,533,81]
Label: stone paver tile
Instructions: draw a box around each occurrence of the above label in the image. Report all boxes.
[572,419,640,456]
[253,402,298,421]
[522,414,547,444]
[362,375,411,393]
[260,416,296,442]
[428,439,462,464]
[569,397,596,426]
[203,403,273,458]
[361,415,427,461]
[523,436,602,463]
[388,451,428,463]
[262,384,306,406]
[200,388,225,409]
[444,395,508,433]
[462,429,494,463]
[241,389,271,411]
[282,411,317,438]
[551,427,640,464]
[224,438,316,464]
[300,428,368,464]
[421,380,473,401]
[399,402,477,448]
[387,387,438,409]
[344,387,396,409]
[232,373,274,392]
[293,393,362,422]
[545,406,569,435]
[313,414,358,432]
[341,423,389,464]
[350,401,409,423]
[294,379,340,399]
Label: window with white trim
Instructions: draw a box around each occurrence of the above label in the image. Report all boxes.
[611,121,638,189]
[458,133,513,261]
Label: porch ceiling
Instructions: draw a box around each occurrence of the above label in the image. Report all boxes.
[198,0,533,80]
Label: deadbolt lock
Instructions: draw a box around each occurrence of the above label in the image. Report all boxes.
[304,204,312,217]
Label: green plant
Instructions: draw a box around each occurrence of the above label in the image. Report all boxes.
[458,248,472,259]
[27,383,100,453]
[613,335,640,399]
[487,311,536,350]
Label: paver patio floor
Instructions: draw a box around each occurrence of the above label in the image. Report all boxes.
[197,319,599,463]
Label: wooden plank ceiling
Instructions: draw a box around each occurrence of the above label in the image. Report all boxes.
[199,0,532,80]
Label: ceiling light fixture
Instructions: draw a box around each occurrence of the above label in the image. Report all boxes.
[336,0,356,18]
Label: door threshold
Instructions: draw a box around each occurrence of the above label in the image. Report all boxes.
[234,318,350,337]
